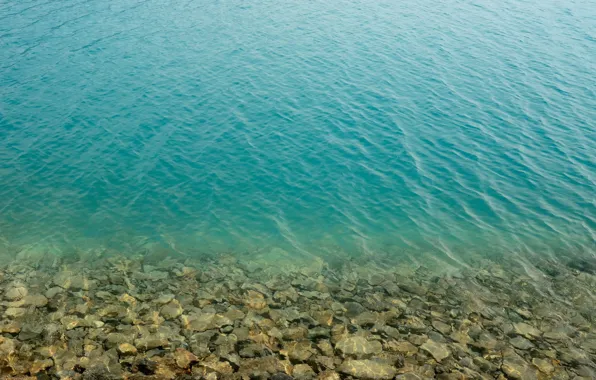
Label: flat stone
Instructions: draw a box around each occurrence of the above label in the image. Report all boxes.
[160,301,183,320]
[532,358,554,374]
[22,294,48,307]
[45,287,64,298]
[174,348,198,369]
[510,336,534,350]
[502,353,538,380]
[283,340,316,361]
[420,339,451,362]
[384,340,418,356]
[117,343,138,356]
[154,294,175,304]
[335,336,382,357]
[5,307,26,318]
[5,286,28,300]
[338,359,397,379]
[293,363,315,379]
[513,322,542,339]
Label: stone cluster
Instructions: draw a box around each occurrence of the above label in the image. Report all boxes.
[0,250,594,379]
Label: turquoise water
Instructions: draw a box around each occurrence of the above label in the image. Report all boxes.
[1,0,595,266]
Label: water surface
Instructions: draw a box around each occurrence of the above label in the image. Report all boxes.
[1,0,595,267]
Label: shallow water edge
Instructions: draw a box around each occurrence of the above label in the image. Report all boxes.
[0,245,595,379]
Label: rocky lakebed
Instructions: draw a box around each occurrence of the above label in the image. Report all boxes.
[0,248,595,379]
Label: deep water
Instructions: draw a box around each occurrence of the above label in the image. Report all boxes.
[0,0,595,267]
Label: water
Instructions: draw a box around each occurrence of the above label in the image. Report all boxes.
[1,0,595,268]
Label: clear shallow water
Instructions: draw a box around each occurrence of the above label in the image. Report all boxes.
[0,0,595,266]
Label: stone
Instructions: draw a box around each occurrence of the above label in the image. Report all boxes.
[502,353,538,380]
[22,294,48,307]
[5,286,28,300]
[31,358,54,374]
[293,363,315,379]
[513,322,542,339]
[135,334,169,351]
[283,341,316,361]
[5,307,26,318]
[318,371,341,380]
[432,320,452,335]
[335,336,382,357]
[344,302,367,318]
[18,323,43,340]
[338,359,397,379]
[532,358,554,374]
[245,290,267,310]
[154,294,175,304]
[510,336,534,350]
[174,348,198,369]
[45,287,64,299]
[160,301,183,320]
[384,340,418,356]
[420,339,451,362]
[117,343,137,356]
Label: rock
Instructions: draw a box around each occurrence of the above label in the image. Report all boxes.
[335,336,382,358]
[384,340,418,356]
[117,343,137,356]
[293,363,315,379]
[31,358,54,374]
[5,307,26,318]
[510,336,534,350]
[154,294,175,304]
[135,334,169,351]
[0,320,21,334]
[45,287,64,299]
[160,301,183,320]
[271,374,294,380]
[245,290,267,310]
[432,320,452,335]
[318,371,340,380]
[53,272,95,290]
[420,339,451,362]
[5,286,28,300]
[344,302,367,318]
[513,322,542,339]
[22,294,48,307]
[283,341,316,361]
[174,348,198,369]
[532,358,554,374]
[502,353,538,380]
[338,359,397,379]
[18,323,43,340]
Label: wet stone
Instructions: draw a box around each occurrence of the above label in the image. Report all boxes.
[510,336,534,350]
[420,339,451,362]
[335,336,383,358]
[513,322,542,339]
[5,286,28,300]
[338,359,397,380]
[117,343,137,356]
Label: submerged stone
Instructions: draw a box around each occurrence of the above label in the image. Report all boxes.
[335,336,383,357]
[420,339,451,362]
[338,359,397,379]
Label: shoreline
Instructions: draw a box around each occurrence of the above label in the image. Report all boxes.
[0,250,595,379]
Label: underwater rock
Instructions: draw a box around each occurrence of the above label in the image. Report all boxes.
[335,336,383,358]
[117,343,137,356]
[5,286,28,300]
[338,359,397,379]
[420,339,451,362]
